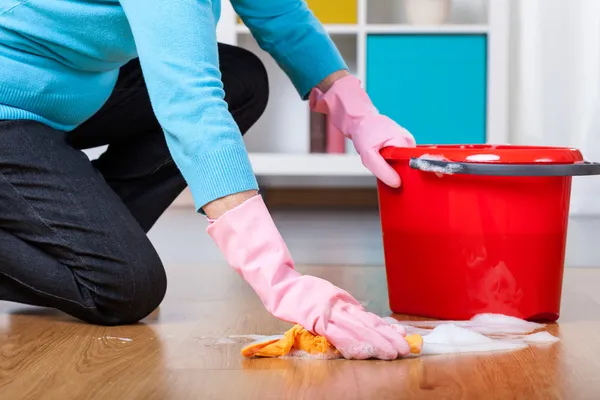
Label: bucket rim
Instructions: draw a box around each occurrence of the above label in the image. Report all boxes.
[380,144,584,164]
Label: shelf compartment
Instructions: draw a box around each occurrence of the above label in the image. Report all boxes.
[236,34,310,154]
[367,0,489,25]
[331,33,358,77]
[366,34,488,145]
[236,0,357,25]
[306,0,358,24]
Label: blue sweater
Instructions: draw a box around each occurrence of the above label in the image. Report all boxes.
[0,0,347,210]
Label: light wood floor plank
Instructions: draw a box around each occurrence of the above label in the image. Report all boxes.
[1,265,599,399]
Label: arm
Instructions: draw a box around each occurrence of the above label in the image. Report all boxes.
[204,70,351,217]
[119,0,258,218]
[119,0,410,359]
[205,3,350,217]
[230,0,416,187]
[231,0,349,99]
[201,0,351,216]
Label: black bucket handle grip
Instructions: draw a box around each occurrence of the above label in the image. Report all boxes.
[408,158,600,177]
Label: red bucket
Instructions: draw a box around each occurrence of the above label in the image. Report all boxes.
[377,145,600,322]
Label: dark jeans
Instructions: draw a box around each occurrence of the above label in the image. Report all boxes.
[0,43,269,325]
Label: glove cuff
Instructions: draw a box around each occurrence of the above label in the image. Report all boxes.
[308,75,378,135]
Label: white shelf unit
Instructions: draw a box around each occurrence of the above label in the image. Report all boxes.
[250,152,370,176]
[216,0,509,177]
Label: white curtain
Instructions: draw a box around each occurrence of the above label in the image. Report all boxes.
[509,0,600,215]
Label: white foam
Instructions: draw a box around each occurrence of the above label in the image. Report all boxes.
[414,154,462,177]
[104,336,133,342]
[399,313,545,335]
[383,313,559,356]
[229,334,283,342]
[282,349,342,360]
[500,331,560,345]
[465,154,500,162]
[216,338,236,345]
[229,314,559,359]
[421,324,528,355]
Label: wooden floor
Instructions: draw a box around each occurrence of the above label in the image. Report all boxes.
[1,264,599,400]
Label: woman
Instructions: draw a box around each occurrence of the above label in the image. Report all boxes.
[0,0,416,360]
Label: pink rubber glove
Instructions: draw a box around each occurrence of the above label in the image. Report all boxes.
[207,195,410,360]
[310,75,416,187]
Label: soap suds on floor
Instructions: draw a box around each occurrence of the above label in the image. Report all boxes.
[229,334,282,341]
[499,331,561,344]
[104,336,133,342]
[282,349,341,360]
[393,313,545,335]
[215,338,236,345]
[420,324,528,355]
[385,313,559,355]
[210,314,559,360]
[196,334,284,348]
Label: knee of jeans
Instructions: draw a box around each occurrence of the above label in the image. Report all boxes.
[93,250,167,326]
[249,53,269,122]
[234,47,269,133]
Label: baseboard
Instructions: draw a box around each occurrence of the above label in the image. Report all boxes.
[171,187,380,209]
[172,186,600,216]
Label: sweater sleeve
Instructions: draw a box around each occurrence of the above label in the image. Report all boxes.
[118,0,258,212]
[232,0,349,99]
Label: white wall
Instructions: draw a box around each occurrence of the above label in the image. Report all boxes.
[509,0,600,215]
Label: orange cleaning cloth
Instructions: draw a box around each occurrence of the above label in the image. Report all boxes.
[241,324,423,359]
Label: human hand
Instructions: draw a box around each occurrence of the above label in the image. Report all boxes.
[310,75,416,188]
[206,194,410,360]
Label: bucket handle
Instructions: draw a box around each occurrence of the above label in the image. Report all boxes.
[408,158,600,177]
